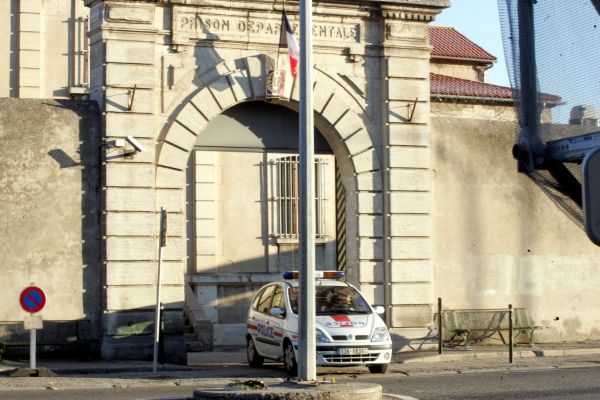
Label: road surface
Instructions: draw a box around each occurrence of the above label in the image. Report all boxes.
[1,364,600,400]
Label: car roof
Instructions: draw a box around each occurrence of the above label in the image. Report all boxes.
[284,279,350,288]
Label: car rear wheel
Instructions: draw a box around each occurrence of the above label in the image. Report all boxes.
[247,337,264,367]
[368,364,388,374]
[283,341,297,376]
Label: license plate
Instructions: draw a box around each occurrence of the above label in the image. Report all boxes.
[339,347,369,355]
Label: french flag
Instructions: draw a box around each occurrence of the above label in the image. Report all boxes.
[283,11,299,77]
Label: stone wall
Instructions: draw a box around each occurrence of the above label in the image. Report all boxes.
[86,0,450,357]
[0,98,102,355]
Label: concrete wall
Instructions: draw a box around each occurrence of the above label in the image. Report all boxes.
[431,101,516,122]
[430,60,483,82]
[431,108,600,342]
[0,98,102,352]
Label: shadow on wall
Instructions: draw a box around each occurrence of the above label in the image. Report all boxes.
[0,301,185,363]
[0,99,102,360]
[48,149,81,168]
[0,319,99,361]
[101,302,185,363]
[51,100,103,349]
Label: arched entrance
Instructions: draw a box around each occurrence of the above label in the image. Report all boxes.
[157,60,381,349]
[187,101,338,348]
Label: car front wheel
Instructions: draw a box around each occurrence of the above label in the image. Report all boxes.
[368,363,388,374]
[247,337,264,367]
[283,341,297,376]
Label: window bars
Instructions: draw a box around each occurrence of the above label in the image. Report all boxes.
[72,16,89,87]
[270,155,328,239]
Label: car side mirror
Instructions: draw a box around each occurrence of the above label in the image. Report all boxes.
[270,307,285,317]
[373,305,385,315]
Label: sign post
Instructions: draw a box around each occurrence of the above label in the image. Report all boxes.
[153,208,167,373]
[19,286,46,370]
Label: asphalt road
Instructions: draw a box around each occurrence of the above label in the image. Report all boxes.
[349,366,600,400]
[2,365,600,400]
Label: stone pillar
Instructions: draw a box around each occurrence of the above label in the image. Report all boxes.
[87,0,185,362]
[381,2,447,348]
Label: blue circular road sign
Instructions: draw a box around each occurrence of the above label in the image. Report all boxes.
[19,286,46,313]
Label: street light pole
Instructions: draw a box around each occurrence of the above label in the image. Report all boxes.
[298,0,316,382]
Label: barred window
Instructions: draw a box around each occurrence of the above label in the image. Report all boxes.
[270,155,329,239]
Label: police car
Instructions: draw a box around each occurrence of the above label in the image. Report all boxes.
[246,271,392,374]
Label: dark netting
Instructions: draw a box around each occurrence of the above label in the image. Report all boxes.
[498,0,600,228]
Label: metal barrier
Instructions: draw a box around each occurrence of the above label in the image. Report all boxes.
[435,300,542,364]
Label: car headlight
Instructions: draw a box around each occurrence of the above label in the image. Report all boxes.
[316,329,331,343]
[371,327,390,342]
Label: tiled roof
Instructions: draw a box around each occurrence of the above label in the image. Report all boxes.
[431,73,511,99]
[430,26,496,62]
[430,73,562,103]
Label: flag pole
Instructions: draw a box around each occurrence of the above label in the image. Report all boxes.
[298,0,316,382]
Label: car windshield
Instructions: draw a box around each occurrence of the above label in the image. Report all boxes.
[287,286,371,315]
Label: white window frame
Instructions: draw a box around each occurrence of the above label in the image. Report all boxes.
[268,153,333,241]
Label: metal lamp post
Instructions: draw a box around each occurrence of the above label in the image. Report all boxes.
[298,0,316,382]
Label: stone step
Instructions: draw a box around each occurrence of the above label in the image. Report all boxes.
[186,342,206,352]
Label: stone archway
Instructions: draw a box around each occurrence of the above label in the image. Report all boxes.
[94,0,443,360]
[157,56,382,283]
[154,56,383,349]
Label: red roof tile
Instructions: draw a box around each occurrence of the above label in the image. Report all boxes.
[431,73,511,99]
[430,73,562,103]
[430,26,496,62]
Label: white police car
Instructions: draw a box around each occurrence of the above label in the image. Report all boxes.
[246,271,392,374]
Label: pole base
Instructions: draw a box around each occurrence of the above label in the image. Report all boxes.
[8,367,57,377]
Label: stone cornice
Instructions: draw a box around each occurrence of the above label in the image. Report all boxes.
[166,0,448,5]
[84,0,448,23]
[85,0,449,10]
[84,1,447,22]
[382,7,439,21]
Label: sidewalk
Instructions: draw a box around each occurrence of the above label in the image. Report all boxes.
[392,341,600,364]
[186,341,600,365]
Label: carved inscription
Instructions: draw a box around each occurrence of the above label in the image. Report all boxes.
[173,12,360,45]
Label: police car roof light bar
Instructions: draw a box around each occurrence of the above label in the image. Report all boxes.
[283,271,345,280]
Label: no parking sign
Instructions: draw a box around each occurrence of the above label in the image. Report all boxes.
[19,286,46,370]
[19,286,46,314]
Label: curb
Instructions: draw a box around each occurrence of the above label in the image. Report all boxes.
[396,347,600,364]
[0,363,193,376]
[193,382,382,400]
